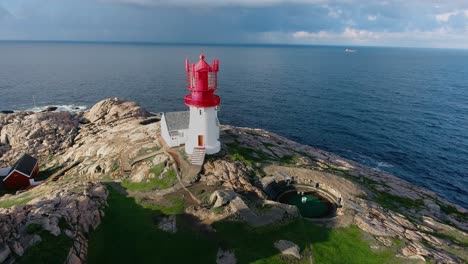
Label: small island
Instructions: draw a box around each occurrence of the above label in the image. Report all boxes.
[0,97,466,264]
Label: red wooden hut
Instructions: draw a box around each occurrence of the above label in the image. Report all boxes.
[2,154,39,190]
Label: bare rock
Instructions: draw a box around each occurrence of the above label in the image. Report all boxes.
[9,241,23,257]
[0,245,11,263]
[274,240,301,259]
[210,190,238,208]
[158,215,176,233]
[84,98,150,124]
[216,248,236,264]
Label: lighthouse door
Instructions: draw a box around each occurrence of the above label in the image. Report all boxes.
[198,135,204,146]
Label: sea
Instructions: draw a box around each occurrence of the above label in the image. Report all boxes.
[0,41,467,208]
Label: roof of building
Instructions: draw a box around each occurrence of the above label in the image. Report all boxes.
[7,153,38,177]
[163,111,190,132]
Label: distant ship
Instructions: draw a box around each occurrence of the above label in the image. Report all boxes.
[345,49,356,53]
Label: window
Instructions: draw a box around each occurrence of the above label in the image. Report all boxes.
[199,110,202,115]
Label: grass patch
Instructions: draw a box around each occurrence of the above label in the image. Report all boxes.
[120,169,177,192]
[17,231,73,264]
[226,142,272,166]
[111,159,120,172]
[0,196,33,208]
[214,221,405,264]
[429,231,468,247]
[26,223,42,234]
[373,191,424,212]
[211,207,224,214]
[88,186,406,264]
[438,202,468,222]
[87,187,217,264]
[279,155,301,165]
[137,196,185,215]
[150,163,165,176]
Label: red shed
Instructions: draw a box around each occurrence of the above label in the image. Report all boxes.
[2,154,39,190]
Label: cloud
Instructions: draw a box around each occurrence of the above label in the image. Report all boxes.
[435,9,468,22]
[0,6,13,20]
[286,27,468,48]
[103,0,328,7]
[1,0,467,48]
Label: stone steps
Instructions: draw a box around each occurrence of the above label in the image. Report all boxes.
[190,147,206,166]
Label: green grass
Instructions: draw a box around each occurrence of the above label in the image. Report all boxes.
[88,186,406,264]
[213,221,404,264]
[137,196,185,215]
[17,231,73,264]
[26,223,42,234]
[226,142,272,166]
[120,169,177,192]
[437,202,468,222]
[279,155,301,165]
[111,159,120,172]
[429,231,468,247]
[0,196,33,208]
[150,163,165,176]
[87,187,218,264]
[373,191,424,212]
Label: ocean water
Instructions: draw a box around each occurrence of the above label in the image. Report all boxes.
[0,42,467,208]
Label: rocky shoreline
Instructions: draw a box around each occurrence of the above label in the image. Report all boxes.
[0,98,466,263]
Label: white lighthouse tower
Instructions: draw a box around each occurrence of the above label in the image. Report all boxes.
[183,54,221,155]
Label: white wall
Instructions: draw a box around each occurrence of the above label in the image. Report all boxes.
[185,106,220,154]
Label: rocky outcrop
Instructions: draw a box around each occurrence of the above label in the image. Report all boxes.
[202,159,265,199]
[274,240,301,259]
[0,111,79,164]
[210,190,238,208]
[216,248,236,264]
[0,99,466,264]
[0,181,108,264]
[83,98,151,124]
[158,215,177,233]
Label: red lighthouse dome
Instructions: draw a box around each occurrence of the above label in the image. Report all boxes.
[184,54,220,108]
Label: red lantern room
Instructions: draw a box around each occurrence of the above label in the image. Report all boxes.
[184,54,220,108]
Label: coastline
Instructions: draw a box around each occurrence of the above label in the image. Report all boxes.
[0,98,466,263]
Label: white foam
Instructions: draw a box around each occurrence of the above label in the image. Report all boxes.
[377,161,394,168]
[24,104,87,113]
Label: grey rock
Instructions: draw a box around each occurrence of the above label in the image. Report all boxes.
[274,240,301,259]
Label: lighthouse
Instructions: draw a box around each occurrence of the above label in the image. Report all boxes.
[184,54,221,155]
[160,54,221,159]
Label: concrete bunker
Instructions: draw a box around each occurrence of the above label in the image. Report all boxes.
[262,177,340,219]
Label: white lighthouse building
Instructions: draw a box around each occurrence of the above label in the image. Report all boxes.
[161,54,221,161]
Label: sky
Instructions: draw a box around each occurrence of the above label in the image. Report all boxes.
[0,0,468,49]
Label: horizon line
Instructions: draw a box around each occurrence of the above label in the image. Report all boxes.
[0,39,466,51]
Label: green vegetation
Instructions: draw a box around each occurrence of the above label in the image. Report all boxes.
[17,231,73,264]
[137,196,185,215]
[120,169,177,192]
[0,196,33,208]
[214,222,405,264]
[373,191,424,212]
[326,166,423,214]
[149,163,165,176]
[26,223,42,234]
[279,155,301,165]
[211,206,224,214]
[428,231,468,248]
[437,202,468,222]
[111,159,120,172]
[226,142,272,166]
[88,186,406,264]
[88,187,217,264]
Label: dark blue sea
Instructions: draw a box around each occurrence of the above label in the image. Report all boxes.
[0,41,467,208]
